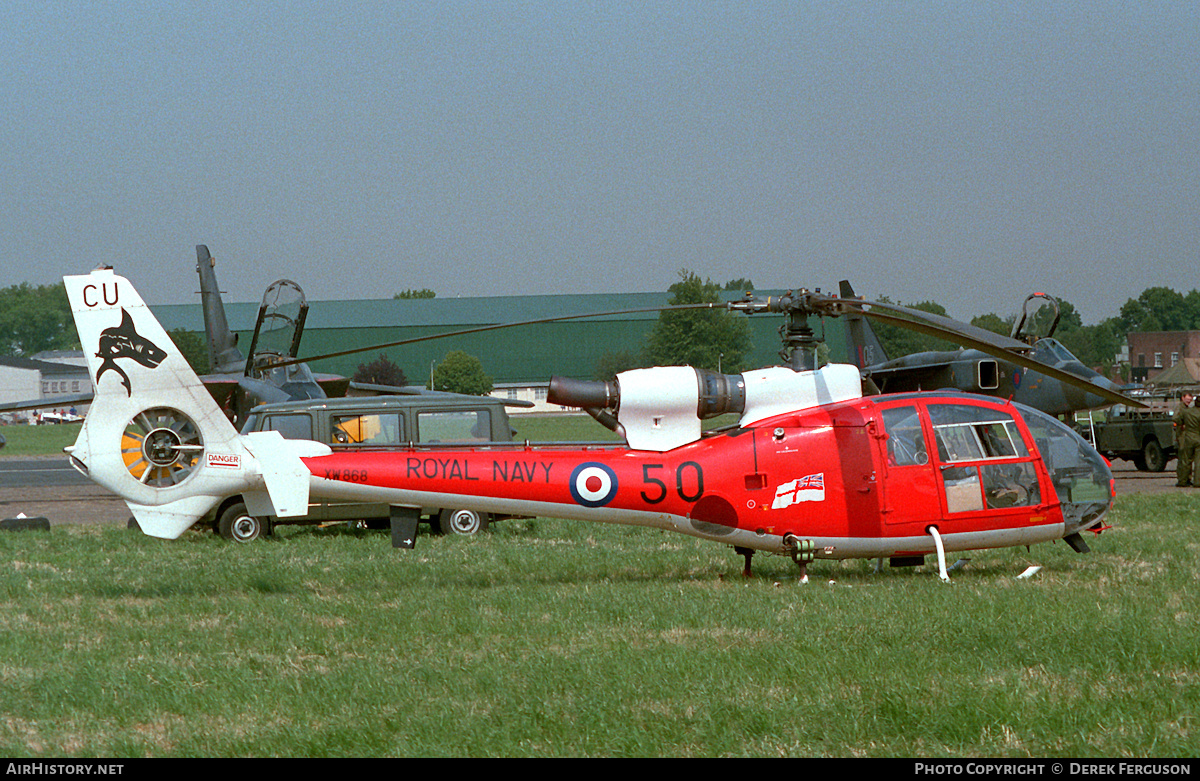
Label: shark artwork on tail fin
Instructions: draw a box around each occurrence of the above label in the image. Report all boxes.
[93,309,168,396]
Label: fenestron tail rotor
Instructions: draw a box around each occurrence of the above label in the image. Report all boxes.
[121,408,204,488]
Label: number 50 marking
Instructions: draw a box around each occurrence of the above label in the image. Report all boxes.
[640,462,704,504]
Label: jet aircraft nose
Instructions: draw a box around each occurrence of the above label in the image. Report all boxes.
[1030,338,1132,414]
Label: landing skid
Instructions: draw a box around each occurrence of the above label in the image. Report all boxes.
[732,537,815,583]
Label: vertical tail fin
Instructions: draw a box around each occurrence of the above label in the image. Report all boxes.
[64,268,323,539]
[839,280,889,368]
[196,245,247,374]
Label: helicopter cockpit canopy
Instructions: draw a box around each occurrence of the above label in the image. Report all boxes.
[1014,401,1113,531]
[878,395,1112,532]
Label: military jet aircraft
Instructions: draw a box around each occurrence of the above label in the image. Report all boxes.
[193,244,351,423]
[193,245,533,423]
[838,281,1136,417]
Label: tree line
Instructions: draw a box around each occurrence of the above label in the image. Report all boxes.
[0,283,76,357]
[350,351,494,397]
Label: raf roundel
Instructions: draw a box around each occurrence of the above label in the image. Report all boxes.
[569,463,619,508]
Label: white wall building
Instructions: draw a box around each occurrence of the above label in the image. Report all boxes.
[489,381,576,415]
[0,362,41,408]
[0,353,93,421]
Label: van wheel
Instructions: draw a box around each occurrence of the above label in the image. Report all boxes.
[436,508,489,536]
[218,503,266,543]
[1142,440,1167,473]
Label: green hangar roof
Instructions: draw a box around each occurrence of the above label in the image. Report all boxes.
[154,290,848,386]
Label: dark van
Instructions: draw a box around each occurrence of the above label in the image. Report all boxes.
[207,394,523,542]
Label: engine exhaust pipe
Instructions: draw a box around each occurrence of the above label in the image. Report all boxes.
[547,376,618,410]
[548,368,746,420]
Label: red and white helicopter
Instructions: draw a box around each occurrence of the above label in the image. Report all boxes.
[62,268,1117,581]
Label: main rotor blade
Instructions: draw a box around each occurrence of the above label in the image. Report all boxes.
[841,297,1034,355]
[277,302,723,368]
[270,286,1140,410]
[844,298,1142,409]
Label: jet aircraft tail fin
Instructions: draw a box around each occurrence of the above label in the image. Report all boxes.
[63,268,326,539]
[839,280,889,368]
[196,244,247,375]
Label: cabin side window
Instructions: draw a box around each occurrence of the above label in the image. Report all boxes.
[928,404,1029,462]
[881,406,928,466]
[261,413,314,441]
[928,404,1040,512]
[979,462,1040,509]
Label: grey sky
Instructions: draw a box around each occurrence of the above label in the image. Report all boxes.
[2,1,1196,324]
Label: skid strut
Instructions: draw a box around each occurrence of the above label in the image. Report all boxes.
[927,526,950,582]
[734,546,755,577]
[783,535,816,583]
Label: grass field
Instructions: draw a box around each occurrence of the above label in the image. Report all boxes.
[2,497,1198,757]
[0,422,84,457]
[1,419,1197,757]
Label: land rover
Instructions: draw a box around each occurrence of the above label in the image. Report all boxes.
[207,393,524,541]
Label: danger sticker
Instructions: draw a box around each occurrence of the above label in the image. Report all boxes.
[206,453,241,469]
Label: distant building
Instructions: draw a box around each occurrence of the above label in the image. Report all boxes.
[1127,331,1200,384]
[0,352,92,419]
[491,381,555,415]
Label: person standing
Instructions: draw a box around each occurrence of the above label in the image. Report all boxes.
[1174,392,1200,486]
